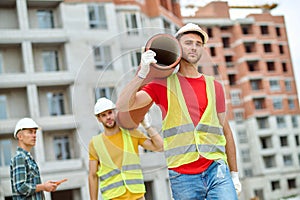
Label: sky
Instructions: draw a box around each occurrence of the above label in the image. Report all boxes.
[180,0,300,101]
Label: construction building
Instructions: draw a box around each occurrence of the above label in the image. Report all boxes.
[0,0,181,199]
[0,0,299,200]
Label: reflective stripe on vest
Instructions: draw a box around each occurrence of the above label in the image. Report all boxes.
[163,123,225,158]
[92,129,145,199]
[162,74,227,168]
[99,164,141,181]
[101,178,144,193]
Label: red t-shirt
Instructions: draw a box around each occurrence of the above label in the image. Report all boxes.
[142,74,225,174]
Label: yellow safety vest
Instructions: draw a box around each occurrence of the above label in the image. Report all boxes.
[162,74,227,168]
[92,129,145,199]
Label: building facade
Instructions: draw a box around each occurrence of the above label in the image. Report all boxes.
[0,0,181,199]
[0,0,299,200]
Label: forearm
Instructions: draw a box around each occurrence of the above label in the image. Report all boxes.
[35,184,45,192]
[14,182,36,196]
[224,122,238,172]
[226,141,237,171]
[116,74,145,111]
[88,174,99,200]
[218,113,238,172]
[146,127,164,151]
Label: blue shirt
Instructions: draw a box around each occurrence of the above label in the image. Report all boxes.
[10,147,44,200]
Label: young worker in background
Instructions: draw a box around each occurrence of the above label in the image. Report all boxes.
[88,97,163,200]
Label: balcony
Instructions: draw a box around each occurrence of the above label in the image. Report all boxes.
[0,29,67,44]
[0,72,74,88]
[27,0,62,8]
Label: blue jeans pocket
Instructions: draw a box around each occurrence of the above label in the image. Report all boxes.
[168,170,201,200]
[168,169,181,180]
[215,159,226,179]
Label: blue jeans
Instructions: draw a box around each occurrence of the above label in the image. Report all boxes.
[168,160,238,200]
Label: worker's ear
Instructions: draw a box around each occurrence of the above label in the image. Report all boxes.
[16,131,22,140]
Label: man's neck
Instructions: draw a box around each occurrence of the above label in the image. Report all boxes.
[18,143,32,152]
[178,68,202,78]
[103,126,121,136]
[178,60,201,78]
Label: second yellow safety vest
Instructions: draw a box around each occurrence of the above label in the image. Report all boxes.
[92,129,145,199]
[162,74,227,168]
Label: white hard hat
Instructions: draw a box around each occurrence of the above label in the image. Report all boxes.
[175,23,209,44]
[94,97,116,115]
[14,118,39,139]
